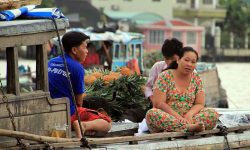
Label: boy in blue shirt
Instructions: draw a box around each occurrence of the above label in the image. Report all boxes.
[48,31,111,138]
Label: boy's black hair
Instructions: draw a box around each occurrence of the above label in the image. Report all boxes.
[161,38,183,58]
[62,31,90,53]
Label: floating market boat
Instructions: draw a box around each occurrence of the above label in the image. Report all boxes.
[1,18,249,150]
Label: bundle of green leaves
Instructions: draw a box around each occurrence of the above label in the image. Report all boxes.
[84,68,150,121]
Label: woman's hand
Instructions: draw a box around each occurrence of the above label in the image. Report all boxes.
[183,113,193,124]
[176,115,189,124]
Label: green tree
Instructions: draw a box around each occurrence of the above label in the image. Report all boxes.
[222,0,250,37]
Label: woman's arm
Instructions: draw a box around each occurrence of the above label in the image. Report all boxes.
[184,73,205,123]
[184,91,205,122]
[153,88,183,119]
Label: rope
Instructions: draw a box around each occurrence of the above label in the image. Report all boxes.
[50,18,91,149]
[0,80,27,149]
[217,125,231,150]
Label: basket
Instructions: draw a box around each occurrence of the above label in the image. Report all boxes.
[0,0,42,11]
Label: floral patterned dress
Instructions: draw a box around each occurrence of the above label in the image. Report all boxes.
[145,70,219,132]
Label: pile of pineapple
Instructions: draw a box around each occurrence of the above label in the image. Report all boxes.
[84,67,149,121]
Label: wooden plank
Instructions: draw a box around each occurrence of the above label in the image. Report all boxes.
[0,19,69,37]
[0,97,69,118]
[0,96,71,137]
[0,30,65,48]
[0,111,69,137]
[0,128,78,142]
[1,91,60,103]
[86,125,250,145]
[36,44,48,91]
[6,47,20,95]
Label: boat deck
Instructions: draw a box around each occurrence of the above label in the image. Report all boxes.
[1,108,250,149]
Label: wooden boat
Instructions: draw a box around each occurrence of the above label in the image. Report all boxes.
[198,63,228,108]
[1,112,250,149]
[0,18,72,142]
[1,19,249,150]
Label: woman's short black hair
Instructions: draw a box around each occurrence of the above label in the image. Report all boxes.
[62,31,90,53]
[179,46,199,60]
[166,46,199,70]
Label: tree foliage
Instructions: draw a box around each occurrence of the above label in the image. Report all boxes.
[143,51,163,69]
[221,0,250,36]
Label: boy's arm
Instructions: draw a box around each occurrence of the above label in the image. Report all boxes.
[75,93,86,107]
[72,120,84,138]
[144,62,161,99]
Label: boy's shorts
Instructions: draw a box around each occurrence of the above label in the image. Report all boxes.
[71,107,111,124]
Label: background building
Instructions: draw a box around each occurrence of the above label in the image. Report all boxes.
[139,19,204,54]
[91,0,225,52]
[173,0,226,50]
[91,0,173,19]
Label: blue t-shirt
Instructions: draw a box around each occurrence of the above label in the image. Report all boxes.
[48,54,84,115]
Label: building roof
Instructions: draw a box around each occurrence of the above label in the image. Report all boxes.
[152,19,193,27]
[104,10,164,25]
[139,18,204,31]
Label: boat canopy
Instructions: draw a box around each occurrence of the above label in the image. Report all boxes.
[67,28,145,44]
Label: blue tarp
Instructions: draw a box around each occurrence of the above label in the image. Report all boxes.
[0,5,65,21]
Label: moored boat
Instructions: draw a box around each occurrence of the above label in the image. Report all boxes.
[0,18,246,150]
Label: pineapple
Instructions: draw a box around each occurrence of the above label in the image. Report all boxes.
[120,67,132,76]
[83,67,150,121]
[84,75,97,85]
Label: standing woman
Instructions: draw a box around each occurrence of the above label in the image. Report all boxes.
[146,47,219,133]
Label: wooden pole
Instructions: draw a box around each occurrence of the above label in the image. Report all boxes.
[1,125,250,145]
[0,129,80,143]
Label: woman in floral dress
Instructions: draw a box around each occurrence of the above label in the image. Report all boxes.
[145,47,219,133]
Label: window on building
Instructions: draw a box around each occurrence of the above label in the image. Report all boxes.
[173,31,182,41]
[149,30,164,44]
[203,0,213,4]
[177,0,186,3]
[187,32,197,44]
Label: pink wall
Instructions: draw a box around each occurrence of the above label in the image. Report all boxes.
[141,26,204,56]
